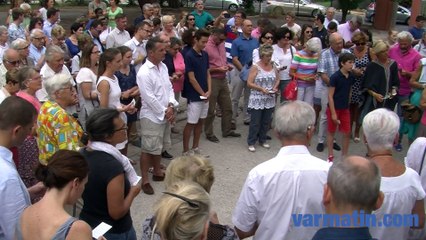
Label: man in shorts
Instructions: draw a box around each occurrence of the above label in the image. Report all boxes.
[182,29,211,157]
[137,37,178,195]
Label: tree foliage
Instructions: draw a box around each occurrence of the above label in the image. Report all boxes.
[338,0,364,22]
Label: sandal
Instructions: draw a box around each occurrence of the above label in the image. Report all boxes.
[353,137,360,143]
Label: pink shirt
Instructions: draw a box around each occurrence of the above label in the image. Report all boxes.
[16,91,41,111]
[172,51,185,93]
[389,45,422,96]
[204,36,227,79]
[337,22,359,43]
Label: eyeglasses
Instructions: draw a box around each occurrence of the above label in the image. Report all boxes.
[355,42,366,46]
[5,59,20,66]
[143,28,152,33]
[60,86,73,91]
[264,36,274,40]
[33,36,45,40]
[173,47,181,51]
[163,192,200,208]
[114,125,128,132]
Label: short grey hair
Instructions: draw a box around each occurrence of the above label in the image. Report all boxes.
[258,44,273,58]
[362,108,400,151]
[328,156,381,212]
[350,15,363,26]
[20,3,31,10]
[30,28,44,39]
[45,45,65,62]
[274,100,315,140]
[143,3,152,11]
[397,31,414,43]
[10,38,28,50]
[326,7,335,13]
[44,73,73,100]
[306,37,322,53]
[0,26,7,36]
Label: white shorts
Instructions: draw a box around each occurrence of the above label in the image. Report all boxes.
[187,101,209,124]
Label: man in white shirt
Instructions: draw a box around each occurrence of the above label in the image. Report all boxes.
[137,36,178,195]
[106,13,131,49]
[36,45,72,103]
[29,29,46,70]
[124,21,151,73]
[324,7,339,29]
[233,100,330,240]
[0,96,41,240]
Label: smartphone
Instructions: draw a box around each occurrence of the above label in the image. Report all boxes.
[130,98,136,106]
[200,96,207,100]
[224,13,231,18]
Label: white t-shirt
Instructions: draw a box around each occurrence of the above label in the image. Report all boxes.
[233,145,330,240]
[370,167,425,240]
[76,67,98,117]
[281,23,302,38]
[272,44,296,81]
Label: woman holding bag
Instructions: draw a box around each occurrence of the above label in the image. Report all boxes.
[289,37,322,106]
[246,44,280,152]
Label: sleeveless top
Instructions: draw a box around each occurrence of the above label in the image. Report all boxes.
[248,63,277,110]
[16,216,77,240]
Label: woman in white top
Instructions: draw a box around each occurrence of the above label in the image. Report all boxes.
[272,27,296,103]
[363,108,425,240]
[97,48,136,151]
[76,43,100,127]
[252,28,274,63]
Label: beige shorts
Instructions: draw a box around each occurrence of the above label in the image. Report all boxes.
[140,118,171,155]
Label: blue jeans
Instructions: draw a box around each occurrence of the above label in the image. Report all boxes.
[103,226,137,240]
[247,108,274,145]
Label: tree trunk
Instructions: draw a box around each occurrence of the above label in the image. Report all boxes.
[389,0,398,29]
[341,8,348,23]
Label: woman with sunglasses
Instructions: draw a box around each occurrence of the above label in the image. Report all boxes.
[177,13,198,38]
[252,28,276,63]
[349,31,375,143]
[295,24,313,51]
[272,27,296,102]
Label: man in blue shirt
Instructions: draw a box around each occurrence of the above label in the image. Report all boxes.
[312,156,383,240]
[0,96,43,240]
[43,8,60,43]
[182,29,211,157]
[230,19,259,126]
[409,15,425,44]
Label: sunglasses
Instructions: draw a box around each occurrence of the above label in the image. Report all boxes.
[283,35,291,39]
[163,192,200,208]
[305,31,312,34]
[355,42,366,46]
[188,18,195,21]
[264,36,274,40]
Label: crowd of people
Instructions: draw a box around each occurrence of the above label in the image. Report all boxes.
[1,0,426,239]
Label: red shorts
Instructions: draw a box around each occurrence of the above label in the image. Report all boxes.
[326,108,350,133]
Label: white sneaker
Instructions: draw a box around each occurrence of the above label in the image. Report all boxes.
[248,145,256,152]
[192,147,210,158]
[261,143,270,149]
[182,150,194,156]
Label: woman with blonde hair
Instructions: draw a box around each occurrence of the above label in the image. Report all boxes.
[50,25,71,67]
[160,15,179,39]
[361,40,399,121]
[142,156,238,240]
[152,181,210,240]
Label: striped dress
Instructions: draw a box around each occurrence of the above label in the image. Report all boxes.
[290,50,319,87]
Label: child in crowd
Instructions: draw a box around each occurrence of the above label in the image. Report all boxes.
[326,53,355,162]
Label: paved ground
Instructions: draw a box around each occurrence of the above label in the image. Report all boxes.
[0,5,412,238]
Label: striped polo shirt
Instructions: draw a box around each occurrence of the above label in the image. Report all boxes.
[290,49,318,87]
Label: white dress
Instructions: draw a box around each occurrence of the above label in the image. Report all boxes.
[97,75,128,149]
[370,167,425,240]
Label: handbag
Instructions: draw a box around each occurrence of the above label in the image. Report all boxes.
[283,76,298,101]
[239,61,253,82]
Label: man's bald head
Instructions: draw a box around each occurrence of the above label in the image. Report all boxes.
[327,156,381,212]
[242,19,253,35]
[3,49,20,70]
[329,32,343,53]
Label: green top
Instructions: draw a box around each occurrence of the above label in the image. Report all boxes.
[107,6,123,29]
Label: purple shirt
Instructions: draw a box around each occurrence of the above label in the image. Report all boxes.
[337,22,359,43]
[389,44,422,96]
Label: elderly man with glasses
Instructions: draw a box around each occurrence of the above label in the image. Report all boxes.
[0,49,21,88]
[29,29,46,70]
[10,38,34,67]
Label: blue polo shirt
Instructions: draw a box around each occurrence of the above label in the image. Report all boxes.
[329,70,354,110]
[409,26,424,40]
[312,227,376,240]
[183,48,209,103]
[230,35,259,66]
